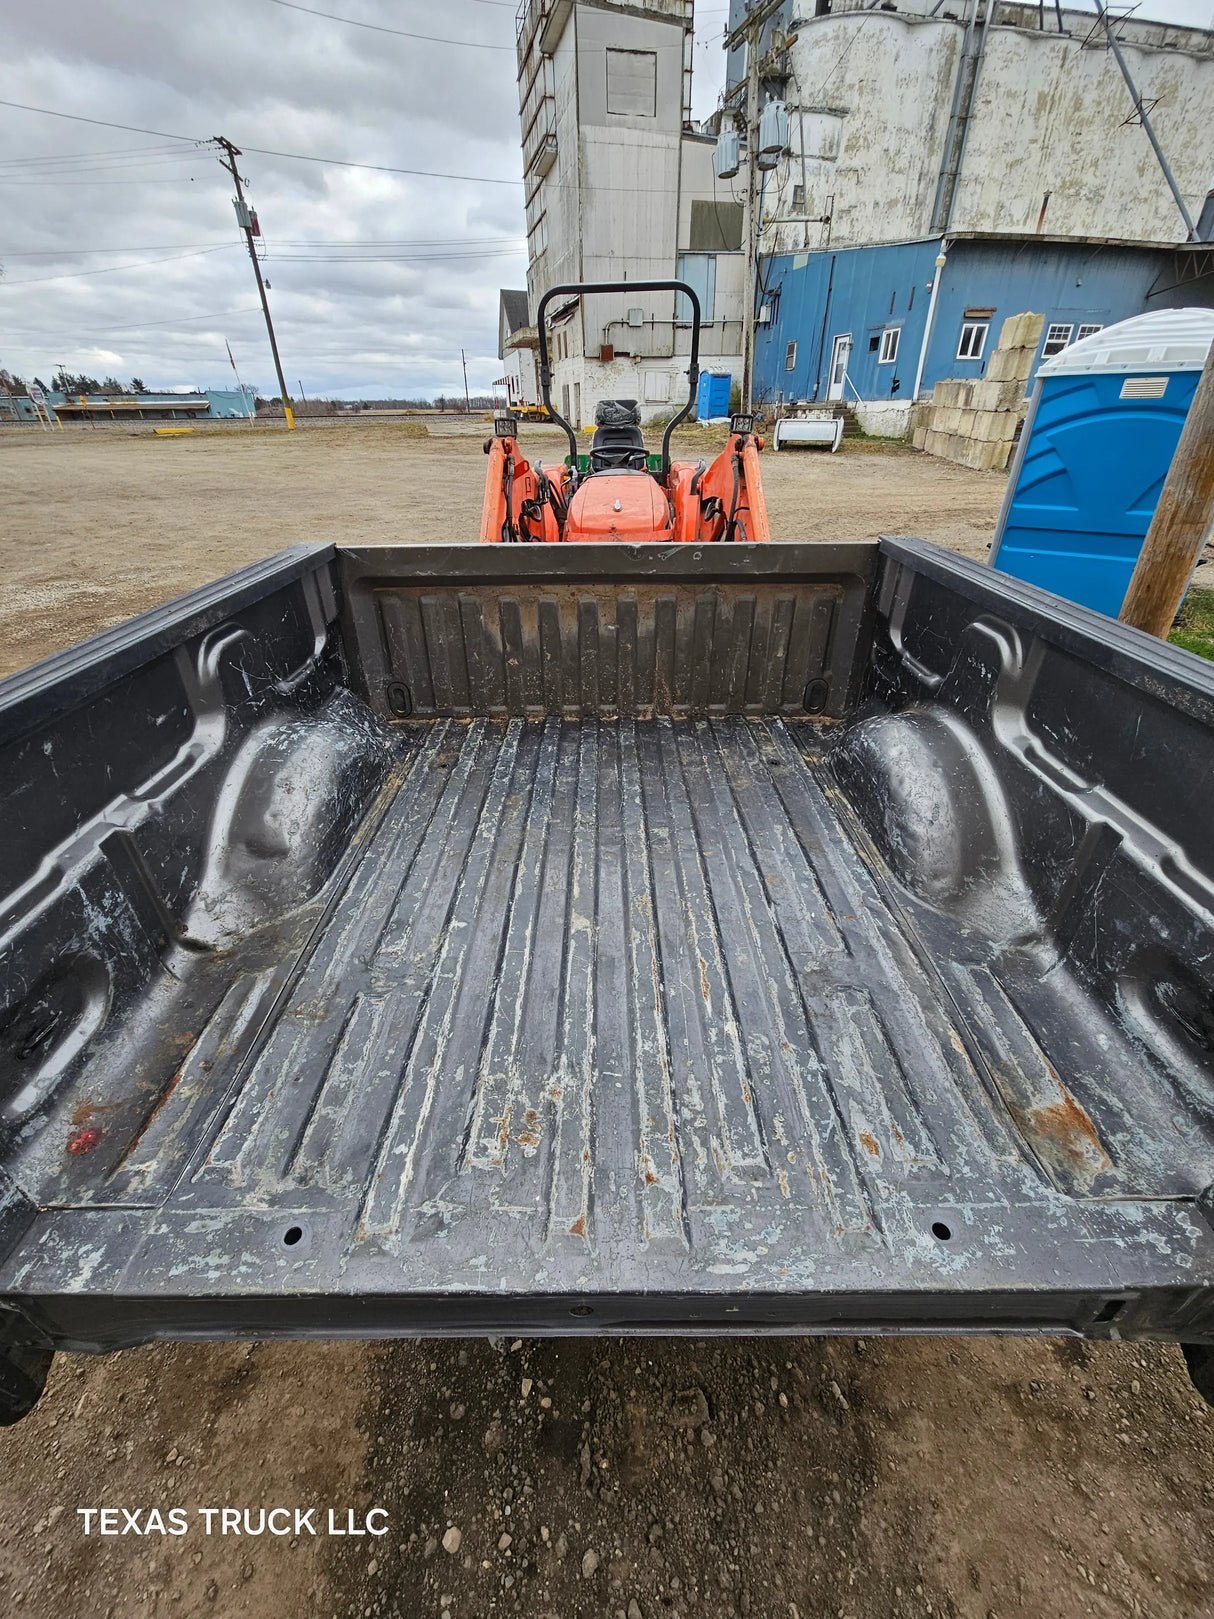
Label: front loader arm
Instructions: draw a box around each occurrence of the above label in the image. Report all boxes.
[692,430,771,544]
[481,430,566,543]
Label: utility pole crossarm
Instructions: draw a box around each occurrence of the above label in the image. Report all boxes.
[216,136,295,430]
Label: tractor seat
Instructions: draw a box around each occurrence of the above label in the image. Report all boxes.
[590,398,647,472]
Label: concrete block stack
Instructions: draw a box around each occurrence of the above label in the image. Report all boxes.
[911,312,1045,472]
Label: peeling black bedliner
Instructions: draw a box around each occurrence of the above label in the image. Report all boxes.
[1,540,1212,1418]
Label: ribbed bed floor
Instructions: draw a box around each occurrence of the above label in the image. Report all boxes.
[9,714,1199,1333]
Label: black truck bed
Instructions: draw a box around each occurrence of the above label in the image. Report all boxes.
[1,540,1212,1389]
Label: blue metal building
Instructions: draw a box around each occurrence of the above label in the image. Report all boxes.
[753,235,1214,420]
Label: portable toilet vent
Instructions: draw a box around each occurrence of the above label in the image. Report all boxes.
[989,307,1214,618]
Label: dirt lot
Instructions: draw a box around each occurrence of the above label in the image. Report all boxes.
[0,418,1003,679]
[0,419,1211,1619]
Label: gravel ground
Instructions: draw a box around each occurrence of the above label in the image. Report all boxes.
[0,417,1210,1619]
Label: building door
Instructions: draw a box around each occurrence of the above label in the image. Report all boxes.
[562,383,570,422]
[574,382,581,429]
[827,334,851,401]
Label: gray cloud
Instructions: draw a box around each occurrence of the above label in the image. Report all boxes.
[0,0,537,397]
[1,0,1209,398]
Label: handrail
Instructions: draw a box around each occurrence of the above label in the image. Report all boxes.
[535,279,701,478]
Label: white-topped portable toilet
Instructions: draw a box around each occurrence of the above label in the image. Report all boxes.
[990,308,1214,617]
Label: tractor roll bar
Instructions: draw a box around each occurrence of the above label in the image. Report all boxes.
[535,280,701,478]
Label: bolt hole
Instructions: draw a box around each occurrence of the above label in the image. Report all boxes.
[569,1304,594,1317]
[283,1226,304,1247]
[931,1221,952,1242]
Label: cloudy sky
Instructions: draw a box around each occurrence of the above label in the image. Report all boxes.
[0,0,1210,400]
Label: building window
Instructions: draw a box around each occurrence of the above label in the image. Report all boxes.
[1042,322,1074,358]
[791,183,805,209]
[676,253,716,322]
[643,371,671,403]
[879,327,900,365]
[606,49,657,117]
[527,211,547,258]
[1076,323,1104,341]
[957,321,988,361]
[785,340,798,372]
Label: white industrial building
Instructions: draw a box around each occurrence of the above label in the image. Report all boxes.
[501,0,745,423]
[747,0,1214,258]
[723,0,1214,429]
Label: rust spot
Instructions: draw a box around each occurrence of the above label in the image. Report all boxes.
[699,956,711,1005]
[70,1099,120,1127]
[497,1104,513,1149]
[568,1215,587,1237]
[549,1085,563,1101]
[1028,1090,1111,1173]
[777,1167,790,1198]
[524,1109,538,1125]
[516,1131,539,1147]
[118,1066,188,1161]
[66,1127,103,1155]
[859,1131,880,1157]
[582,1148,592,1164]
[643,1170,659,1186]
[741,1085,752,1105]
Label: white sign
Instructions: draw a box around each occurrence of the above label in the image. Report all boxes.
[28,382,46,404]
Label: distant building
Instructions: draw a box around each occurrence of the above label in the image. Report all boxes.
[0,395,42,424]
[498,289,539,409]
[721,0,1214,432]
[509,0,744,423]
[43,387,257,423]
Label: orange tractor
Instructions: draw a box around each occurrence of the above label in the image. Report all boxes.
[481,279,770,545]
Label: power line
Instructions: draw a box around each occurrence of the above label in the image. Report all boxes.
[0,142,196,168]
[0,99,208,145]
[263,0,515,45]
[268,248,525,260]
[0,96,709,195]
[5,306,264,335]
[0,98,524,186]
[2,235,523,255]
[0,176,208,187]
[0,246,236,287]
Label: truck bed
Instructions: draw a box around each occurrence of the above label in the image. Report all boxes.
[1,540,1212,1369]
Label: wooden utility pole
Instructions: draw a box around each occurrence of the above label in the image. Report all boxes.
[741,38,760,414]
[1119,338,1214,638]
[461,348,472,414]
[215,137,295,429]
[725,0,786,413]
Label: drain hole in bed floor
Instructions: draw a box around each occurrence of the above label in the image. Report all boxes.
[931,1221,952,1241]
[283,1226,304,1247]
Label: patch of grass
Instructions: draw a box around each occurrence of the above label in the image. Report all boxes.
[1169,585,1214,661]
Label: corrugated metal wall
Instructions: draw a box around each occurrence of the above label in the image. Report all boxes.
[752,237,1211,408]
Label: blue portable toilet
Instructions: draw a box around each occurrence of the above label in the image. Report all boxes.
[696,371,732,422]
[990,308,1214,617]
